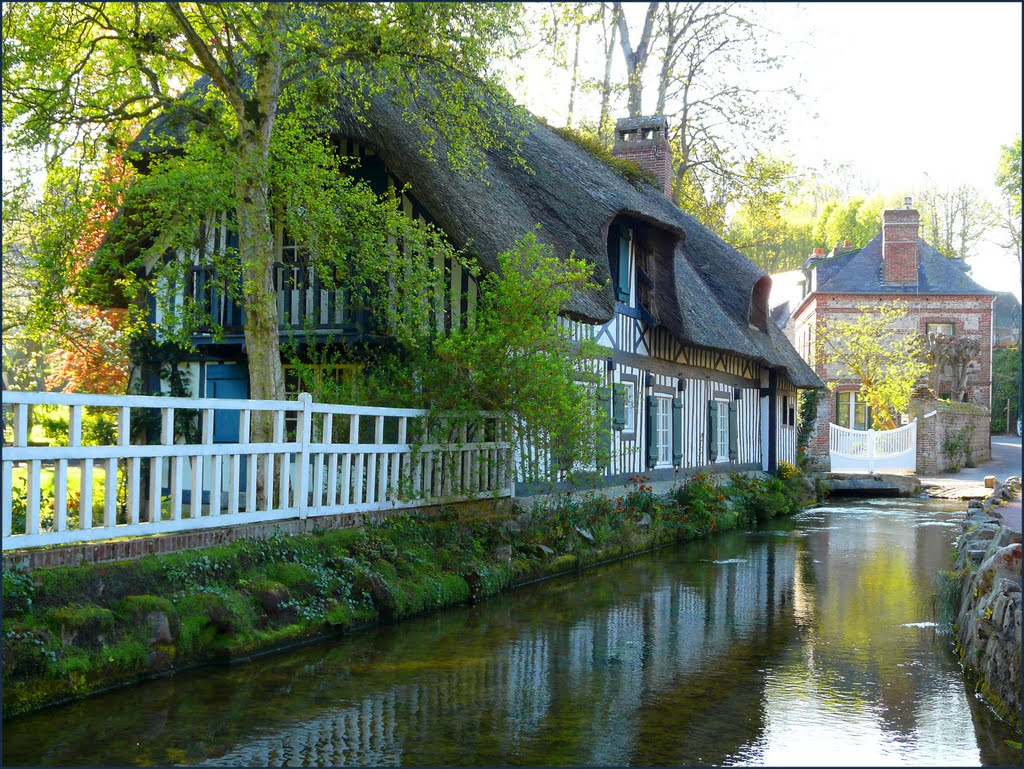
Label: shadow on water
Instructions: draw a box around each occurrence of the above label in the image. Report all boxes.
[3,498,1019,766]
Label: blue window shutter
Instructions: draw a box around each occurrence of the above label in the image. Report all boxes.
[707,401,718,462]
[672,397,683,465]
[728,401,739,461]
[612,383,627,429]
[646,395,658,468]
[616,232,631,302]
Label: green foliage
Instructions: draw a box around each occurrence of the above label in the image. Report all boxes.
[427,231,603,484]
[931,567,971,628]
[942,426,975,471]
[3,3,528,401]
[810,195,893,252]
[727,470,804,525]
[670,472,728,536]
[548,124,659,189]
[43,604,115,643]
[816,302,930,430]
[2,570,36,616]
[991,346,1021,433]
[796,389,821,464]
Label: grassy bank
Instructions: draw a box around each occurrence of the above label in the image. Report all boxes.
[2,467,814,718]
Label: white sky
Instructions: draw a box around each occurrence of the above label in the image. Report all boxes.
[509,2,1023,297]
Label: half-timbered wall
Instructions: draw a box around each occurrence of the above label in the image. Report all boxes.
[557,303,800,482]
[776,378,798,466]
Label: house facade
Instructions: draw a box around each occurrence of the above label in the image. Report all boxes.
[107,89,820,490]
[778,203,995,467]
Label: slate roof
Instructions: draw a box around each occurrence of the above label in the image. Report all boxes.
[117,75,823,389]
[812,232,995,296]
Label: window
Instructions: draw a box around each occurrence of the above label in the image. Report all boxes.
[836,391,872,430]
[655,396,672,466]
[926,322,955,337]
[717,401,730,461]
[623,381,636,433]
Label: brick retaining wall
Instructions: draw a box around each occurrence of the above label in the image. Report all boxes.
[3,498,512,572]
[911,397,992,474]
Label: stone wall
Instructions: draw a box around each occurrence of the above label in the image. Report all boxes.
[911,397,992,474]
[951,477,1022,731]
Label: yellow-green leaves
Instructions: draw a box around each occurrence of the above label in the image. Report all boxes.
[816,302,929,430]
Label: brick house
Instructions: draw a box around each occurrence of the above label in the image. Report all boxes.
[775,201,995,467]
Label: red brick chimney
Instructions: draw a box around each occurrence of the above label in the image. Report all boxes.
[611,115,673,196]
[882,199,920,286]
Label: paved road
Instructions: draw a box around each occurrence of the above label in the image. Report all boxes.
[919,436,1021,532]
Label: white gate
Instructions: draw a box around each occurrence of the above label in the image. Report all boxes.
[829,420,917,473]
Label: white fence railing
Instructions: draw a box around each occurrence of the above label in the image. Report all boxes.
[829,420,917,473]
[2,391,511,550]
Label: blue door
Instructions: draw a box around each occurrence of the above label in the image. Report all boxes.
[206,364,250,493]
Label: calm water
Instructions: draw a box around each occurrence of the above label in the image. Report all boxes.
[3,498,1021,766]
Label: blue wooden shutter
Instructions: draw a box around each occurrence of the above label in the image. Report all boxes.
[612,383,627,429]
[596,387,612,471]
[707,401,718,462]
[728,401,739,461]
[646,395,658,468]
[616,231,631,302]
[672,397,683,465]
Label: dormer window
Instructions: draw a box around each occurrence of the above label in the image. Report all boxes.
[749,276,771,332]
[608,223,632,303]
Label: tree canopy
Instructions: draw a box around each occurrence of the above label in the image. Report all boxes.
[815,303,929,431]
[2,2,526,414]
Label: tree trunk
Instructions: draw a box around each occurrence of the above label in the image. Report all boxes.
[566,17,582,127]
[599,3,621,139]
[616,1,660,117]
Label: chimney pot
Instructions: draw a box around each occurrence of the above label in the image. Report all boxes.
[812,247,825,256]
[611,115,673,197]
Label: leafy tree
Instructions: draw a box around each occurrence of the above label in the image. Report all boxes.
[991,346,1021,434]
[285,232,604,484]
[724,154,814,273]
[995,135,1022,270]
[815,303,929,430]
[427,231,603,483]
[810,195,893,253]
[3,2,525,424]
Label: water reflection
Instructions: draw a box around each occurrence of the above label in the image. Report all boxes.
[3,499,1018,767]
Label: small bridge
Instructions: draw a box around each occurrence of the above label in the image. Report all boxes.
[829,421,917,474]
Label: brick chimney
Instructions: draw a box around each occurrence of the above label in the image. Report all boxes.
[882,200,920,286]
[611,115,673,196]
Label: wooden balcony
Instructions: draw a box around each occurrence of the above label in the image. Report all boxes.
[186,264,377,344]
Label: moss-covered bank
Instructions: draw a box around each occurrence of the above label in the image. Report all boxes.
[2,468,814,718]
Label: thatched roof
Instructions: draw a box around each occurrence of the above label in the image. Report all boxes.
[129,76,822,389]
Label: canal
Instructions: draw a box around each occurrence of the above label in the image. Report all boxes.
[3,498,1019,766]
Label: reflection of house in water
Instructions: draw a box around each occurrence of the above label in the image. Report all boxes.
[197,543,799,767]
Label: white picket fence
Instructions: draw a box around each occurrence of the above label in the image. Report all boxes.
[829,420,917,473]
[1,390,511,550]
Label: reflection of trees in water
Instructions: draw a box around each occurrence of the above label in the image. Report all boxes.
[3,539,800,767]
[192,543,799,767]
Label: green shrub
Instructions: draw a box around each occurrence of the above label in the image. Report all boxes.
[670,472,728,536]
[43,604,115,642]
[2,570,36,615]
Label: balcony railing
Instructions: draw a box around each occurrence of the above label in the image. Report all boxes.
[185,264,372,339]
